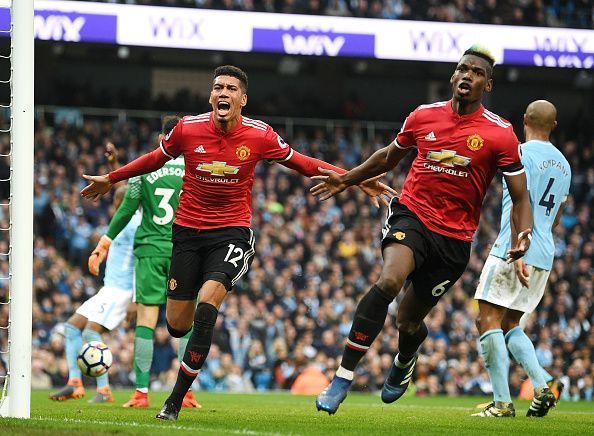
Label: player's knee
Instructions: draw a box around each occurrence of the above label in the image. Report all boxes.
[193,302,218,330]
[166,321,191,338]
[396,318,422,337]
[376,277,404,298]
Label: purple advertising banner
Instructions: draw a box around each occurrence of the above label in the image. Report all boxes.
[0,8,117,43]
[503,48,594,69]
[253,27,375,58]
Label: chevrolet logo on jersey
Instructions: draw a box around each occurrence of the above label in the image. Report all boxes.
[426,150,471,167]
[196,161,240,176]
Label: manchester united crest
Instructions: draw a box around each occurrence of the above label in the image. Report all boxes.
[169,278,177,290]
[393,231,406,240]
[236,145,251,161]
[467,134,484,151]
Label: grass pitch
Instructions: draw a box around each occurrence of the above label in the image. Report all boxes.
[1,390,593,435]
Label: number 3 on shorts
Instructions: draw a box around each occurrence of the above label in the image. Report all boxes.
[224,243,244,267]
[431,279,451,297]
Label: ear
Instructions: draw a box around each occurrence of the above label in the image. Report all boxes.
[552,120,558,131]
[209,92,213,106]
[485,78,493,93]
[523,113,528,126]
[241,93,247,108]
[450,73,455,85]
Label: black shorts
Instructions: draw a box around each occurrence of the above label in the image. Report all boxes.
[167,224,255,300]
[381,199,471,306]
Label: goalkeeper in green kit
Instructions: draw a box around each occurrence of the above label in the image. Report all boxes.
[89,116,200,408]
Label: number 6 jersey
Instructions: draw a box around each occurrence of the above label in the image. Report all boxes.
[106,157,184,258]
[490,140,571,270]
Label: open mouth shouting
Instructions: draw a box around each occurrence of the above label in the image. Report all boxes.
[216,100,231,118]
[456,81,472,98]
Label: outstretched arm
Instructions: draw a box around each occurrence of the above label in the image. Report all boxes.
[310,142,410,201]
[279,149,346,177]
[505,171,533,262]
[279,149,398,207]
[81,147,170,201]
[342,142,410,186]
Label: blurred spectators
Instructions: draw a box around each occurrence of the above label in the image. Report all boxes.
[67,0,593,29]
[0,107,592,401]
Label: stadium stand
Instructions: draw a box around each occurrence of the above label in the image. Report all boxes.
[66,0,593,28]
[1,109,591,400]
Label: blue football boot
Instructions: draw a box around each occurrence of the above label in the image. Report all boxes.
[381,355,417,404]
[316,376,352,415]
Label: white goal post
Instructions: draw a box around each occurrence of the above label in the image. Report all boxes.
[0,0,34,419]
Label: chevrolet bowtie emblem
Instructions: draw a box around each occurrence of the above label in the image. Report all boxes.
[426,150,471,167]
[196,161,240,176]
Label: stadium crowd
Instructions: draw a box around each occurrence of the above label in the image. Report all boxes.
[0,110,592,402]
[73,0,593,28]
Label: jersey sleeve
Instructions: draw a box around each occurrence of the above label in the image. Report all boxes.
[395,109,418,149]
[261,125,292,161]
[160,119,184,159]
[497,129,524,176]
[520,146,533,192]
[105,177,141,240]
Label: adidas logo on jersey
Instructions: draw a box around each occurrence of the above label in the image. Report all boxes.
[425,131,437,141]
[194,145,206,153]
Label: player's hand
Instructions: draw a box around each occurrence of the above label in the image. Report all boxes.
[514,259,530,288]
[507,228,532,263]
[88,235,112,276]
[357,174,398,208]
[125,302,137,324]
[105,142,118,164]
[81,174,113,201]
[310,168,349,201]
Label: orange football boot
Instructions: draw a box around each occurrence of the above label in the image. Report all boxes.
[182,389,202,408]
[123,390,149,408]
[49,378,85,401]
[88,385,114,403]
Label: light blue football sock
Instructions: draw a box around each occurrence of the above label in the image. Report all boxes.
[64,322,83,380]
[505,326,547,390]
[83,328,109,389]
[480,329,512,403]
[541,367,554,383]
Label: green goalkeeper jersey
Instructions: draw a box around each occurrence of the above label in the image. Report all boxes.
[106,157,184,258]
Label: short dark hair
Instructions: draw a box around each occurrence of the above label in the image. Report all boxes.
[462,45,495,78]
[162,115,180,134]
[213,65,248,92]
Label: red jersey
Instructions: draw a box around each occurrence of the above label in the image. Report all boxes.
[160,113,291,230]
[396,100,523,242]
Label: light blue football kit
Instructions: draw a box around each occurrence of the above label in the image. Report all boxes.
[66,212,140,386]
[476,140,571,405]
[491,140,571,269]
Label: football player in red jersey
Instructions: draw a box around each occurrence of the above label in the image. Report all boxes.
[312,46,534,415]
[81,65,396,420]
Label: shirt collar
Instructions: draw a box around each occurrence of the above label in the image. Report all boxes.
[446,99,485,120]
[209,112,243,136]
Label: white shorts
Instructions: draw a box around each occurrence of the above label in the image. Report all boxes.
[76,286,133,331]
[474,255,550,314]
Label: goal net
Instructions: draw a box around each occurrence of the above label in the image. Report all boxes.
[0,0,34,419]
